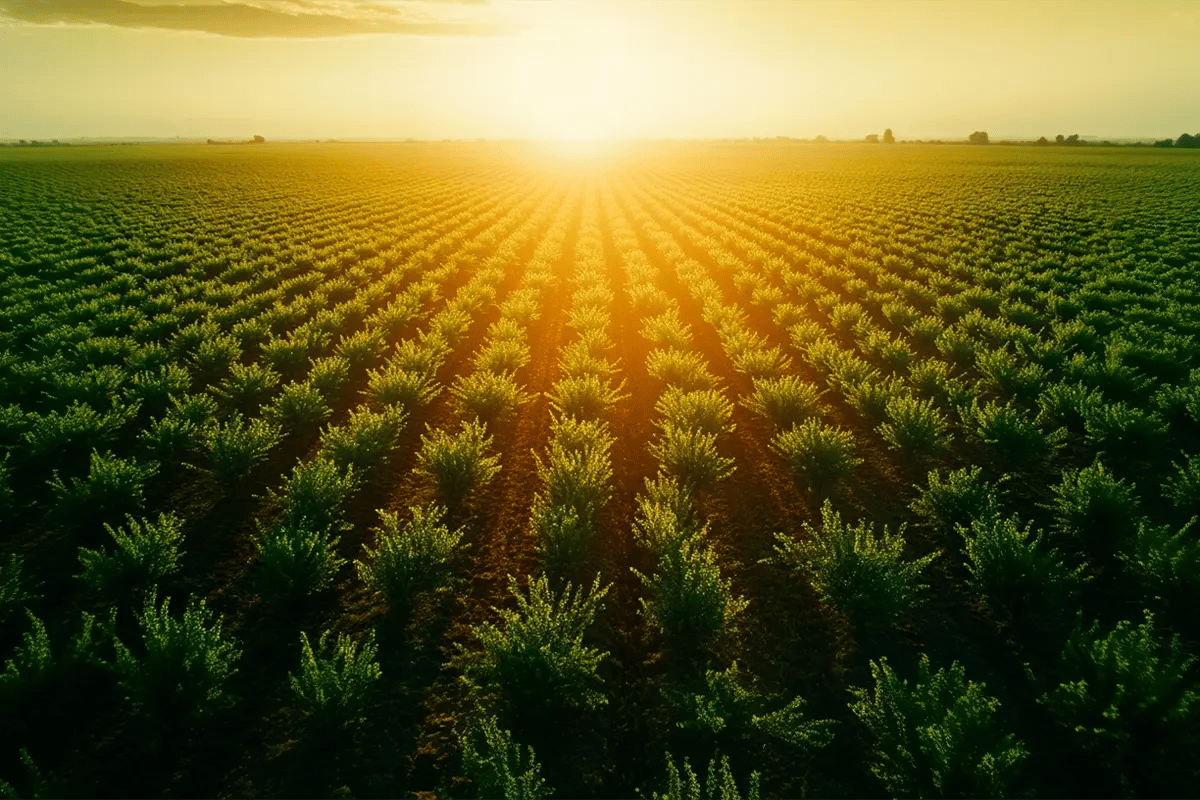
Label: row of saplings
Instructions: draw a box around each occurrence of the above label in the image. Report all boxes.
[1,446,1197,797]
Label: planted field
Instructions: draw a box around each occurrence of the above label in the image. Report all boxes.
[1,141,1199,798]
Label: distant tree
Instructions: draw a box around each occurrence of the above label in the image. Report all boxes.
[252,135,266,144]
[865,134,879,144]
[1176,132,1199,149]
[1036,136,1049,145]
[968,131,989,145]
[883,128,895,144]
[1055,134,1065,144]
[1154,139,1175,148]
[1064,134,1082,146]
[814,135,828,143]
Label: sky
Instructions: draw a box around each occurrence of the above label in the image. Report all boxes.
[0,0,1197,141]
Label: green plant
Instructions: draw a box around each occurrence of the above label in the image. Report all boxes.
[959,514,1088,618]
[1081,400,1168,457]
[878,394,951,461]
[651,423,735,489]
[460,713,552,800]
[770,420,862,493]
[0,609,109,697]
[772,500,936,627]
[199,412,282,485]
[268,380,332,433]
[138,413,198,462]
[289,629,381,731]
[546,374,625,421]
[318,405,407,471]
[646,753,760,800]
[1047,459,1141,548]
[1040,611,1198,752]
[1,553,34,625]
[474,338,530,374]
[908,359,965,407]
[850,655,1027,799]
[647,348,719,391]
[556,339,616,378]
[112,589,240,721]
[366,364,440,410]
[355,504,466,610]
[641,309,693,348]
[975,346,1045,404]
[1119,518,1200,607]
[463,574,610,713]
[452,370,529,423]
[1161,453,1200,517]
[214,361,279,410]
[634,536,746,647]
[909,467,1005,535]
[256,517,346,600]
[743,376,822,430]
[634,475,701,555]
[962,399,1062,466]
[417,419,502,506]
[273,457,359,533]
[48,450,157,523]
[76,513,186,601]
[656,388,736,436]
[23,400,136,461]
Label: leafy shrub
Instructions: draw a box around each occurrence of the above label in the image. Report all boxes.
[460,713,552,800]
[907,359,966,407]
[48,450,157,523]
[1037,380,1104,432]
[772,500,936,627]
[656,387,736,436]
[975,346,1045,404]
[634,476,701,555]
[666,661,836,749]
[318,405,407,471]
[23,400,136,461]
[909,467,1005,535]
[744,376,822,430]
[647,348,719,391]
[417,419,502,506]
[77,513,186,601]
[112,589,241,721]
[334,328,387,369]
[1,553,37,626]
[877,395,951,461]
[651,423,735,490]
[1081,400,1168,457]
[126,364,193,410]
[256,518,347,600]
[1161,453,1200,517]
[452,371,529,423]
[474,338,530,374]
[199,412,282,485]
[850,655,1027,798]
[464,574,610,713]
[272,457,359,532]
[556,339,616,379]
[1119,518,1200,606]
[138,413,198,462]
[0,454,13,520]
[961,399,1062,466]
[355,504,466,610]
[1047,460,1141,547]
[960,514,1087,618]
[546,374,625,421]
[730,345,792,379]
[290,629,381,732]
[641,309,693,348]
[308,355,351,402]
[189,333,241,382]
[634,536,747,647]
[646,753,760,800]
[366,364,439,410]
[770,420,862,493]
[0,609,108,697]
[1040,611,1198,751]
[268,380,332,433]
[215,361,279,410]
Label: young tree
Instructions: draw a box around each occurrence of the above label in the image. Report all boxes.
[883,128,895,144]
[968,131,989,145]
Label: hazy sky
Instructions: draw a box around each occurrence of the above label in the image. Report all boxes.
[1,0,1197,141]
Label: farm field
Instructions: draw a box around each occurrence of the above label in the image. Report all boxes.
[1,140,1199,798]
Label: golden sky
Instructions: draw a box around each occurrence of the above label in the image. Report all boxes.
[1,0,1197,140]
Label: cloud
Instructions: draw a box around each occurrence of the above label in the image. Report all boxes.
[0,0,519,37]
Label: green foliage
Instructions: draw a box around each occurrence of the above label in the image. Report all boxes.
[1162,453,1200,517]
[641,308,693,349]
[318,405,407,471]
[464,574,610,713]
[1119,518,1200,605]
[48,450,157,523]
[256,518,346,601]
[268,380,332,432]
[474,338,530,374]
[0,609,109,697]
[452,371,529,423]
[634,536,746,647]
[961,398,1062,466]
[199,412,282,485]
[1,553,36,626]
[773,500,936,627]
[908,358,968,407]
[909,467,1004,535]
[460,713,552,800]
[355,504,466,610]
[546,374,625,421]
[656,388,735,436]
[417,419,502,506]
[272,457,359,533]
[647,348,719,391]
[634,475,701,555]
[1081,400,1168,456]
[959,514,1088,617]
[1040,611,1199,749]
[77,512,186,601]
[289,629,381,731]
[366,364,440,410]
[850,655,1027,799]
[743,375,822,430]
[878,394,951,461]
[975,346,1045,404]
[1047,459,1141,545]
[770,420,862,493]
[215,361,279,409]
[23,400,136,460]
[138,412,198,462]
[112,589,240,721]
[651,423,735,490]
[646,753,760,800]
